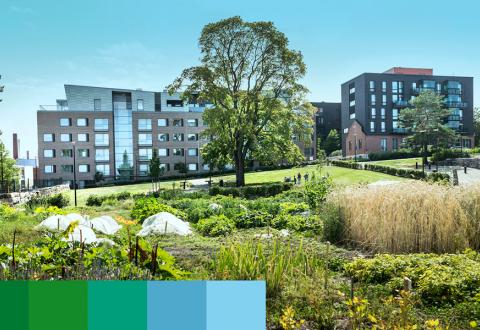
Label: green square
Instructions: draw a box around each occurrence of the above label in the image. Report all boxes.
[29,281,88,330]
[88,281,147,330]
[0,281,29,330]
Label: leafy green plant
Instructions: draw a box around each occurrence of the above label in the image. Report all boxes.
[304,175,333,210]
[196,214,235,236]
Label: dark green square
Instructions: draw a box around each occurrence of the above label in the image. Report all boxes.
[0,281,29,330]
[29,281,88,330]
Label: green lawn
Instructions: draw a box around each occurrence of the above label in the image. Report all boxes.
[67,165,406,205]
[369,157,422,169]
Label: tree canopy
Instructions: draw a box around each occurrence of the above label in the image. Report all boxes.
[0,133,19,192]
[169,16,314,186]
[322,129,341,156]
[399,90,456,168]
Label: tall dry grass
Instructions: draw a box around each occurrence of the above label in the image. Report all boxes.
[327,182,480,253]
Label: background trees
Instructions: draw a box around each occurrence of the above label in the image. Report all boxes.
[0,131,19,192]
[399,90,456,170]
[149,149,164,191]
[321,129,341,156]
[169,16,313,186]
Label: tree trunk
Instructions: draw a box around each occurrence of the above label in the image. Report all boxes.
[234,148,246,187]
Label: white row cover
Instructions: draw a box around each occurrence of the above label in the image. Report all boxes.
[137,212,192,237]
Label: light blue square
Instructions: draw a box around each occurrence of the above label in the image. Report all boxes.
[206,281,266,330]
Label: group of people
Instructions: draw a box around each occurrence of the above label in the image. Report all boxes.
[284,172,309,185]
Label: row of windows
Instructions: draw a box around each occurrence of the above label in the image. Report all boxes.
[44,162,205,175]
[43,133,109,145]
[43,148,110,161]
[348,137,402,153]
[58,118,200,129]
[369,80,463,94]
[92,98,145,111]
[369,81,404,93]
[139,148,199,159]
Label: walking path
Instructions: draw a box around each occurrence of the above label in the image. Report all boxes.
[457,167,480,186]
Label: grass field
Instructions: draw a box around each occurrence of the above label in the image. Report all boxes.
[67,165,406,205]
[369,157,422,169]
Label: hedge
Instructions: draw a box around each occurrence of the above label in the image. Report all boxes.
[431,149,470,162]
[367,150,424,161]
[331,160,363,169]
[209,182,293,198]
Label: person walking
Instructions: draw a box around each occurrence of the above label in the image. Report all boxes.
[297,172,301,184]
[293,176,297,185]
[304,173,309,182]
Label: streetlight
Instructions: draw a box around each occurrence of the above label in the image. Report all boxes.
[72,142,77,207]
[354,133,357,162]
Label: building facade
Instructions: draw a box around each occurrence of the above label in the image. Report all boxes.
[341,67,474,156]
[37,85,316,187]
[311,102,341,141]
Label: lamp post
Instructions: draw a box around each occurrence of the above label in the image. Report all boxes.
[72,142,77,207]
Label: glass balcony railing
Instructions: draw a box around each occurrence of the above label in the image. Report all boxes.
[393,128,408,134]
[393,100,409,107]
[444,88,463,95]
[411,87,436,94]
[444,101,467,108]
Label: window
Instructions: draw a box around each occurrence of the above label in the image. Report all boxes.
[138,148,153,161]
[348,141,352,151]
[369,81,375,92]
[382,81,387,92]
[343,128,349,134]
[158,118,168,127]
[159,148,169,157]
[203,164,210,171]
[95,133,109,146]
[95,164,110,176]
[187,119,198,127]
[94,118,109,130]
[138,133,152,145]
[160,163,170,171]
[78,149,89,157]
[138,164,149,176]
[371,108,376,119]
[78,133,89,142]
[358,139,363,149]
[370,122,375,132]
[188,148,198,156]
[380,138,387,151]
[78,165,90,173]
[187,133,198,141]
[60,134,72,142]
[95,149,109,161]
[138,119,152,130]
[172,148,184,156]
[77,118,88,127]
[380,108,386,119]
[349,85,355,94]
[94,99,101,111]
[392,138,398,150]
[370,94,376,105]
[393,121,398,129]
[382,94,387,106]
[44,165,55,173]
[43,134,54,142]
[188,163,198,171]
[158,133,169,142]
[381,122,386,132]
[392,109,399,120]
[349,100,355,107]
[43,149,55,158]
[173,119,183,127]
[60,118,71,127]
[61,165,73,173]
[61,149,73,157]
[349,113,356,119]
[137,99,144,111]
[173,133,184,142]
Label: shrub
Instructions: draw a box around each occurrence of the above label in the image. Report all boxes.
[131,197,185,222]
[233,210,272,229]
[86,194,104,206]
[169,198,215,223]
[431,149,470,162]
[116,191,131,200]
[0,203,16,220]
[327,182,480,253]
[329,150,342,157]
[304,175,333,210]
[368,150,421,161]
[345,251,480,305]
[272,213,322,234]
[331,160,362,169]
[196,214,235,236]
[209,182,293,198]
[34,206,66,219]
[47,194,70,208]
[363,164,426,180]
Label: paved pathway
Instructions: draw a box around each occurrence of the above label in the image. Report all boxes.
[457,167,480,186]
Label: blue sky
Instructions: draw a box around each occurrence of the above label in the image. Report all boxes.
[1,0,480,156]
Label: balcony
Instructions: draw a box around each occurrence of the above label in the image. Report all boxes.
[444,101,467,108]
[393,100,409,108]
[392,128,408,134]
[411,87,436,95]
[444,88,463,95]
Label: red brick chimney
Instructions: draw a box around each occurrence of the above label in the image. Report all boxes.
[12,133,19,160]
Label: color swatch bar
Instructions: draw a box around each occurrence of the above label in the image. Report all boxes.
[0,280,265,330]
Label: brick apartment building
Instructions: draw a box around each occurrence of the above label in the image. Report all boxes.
[37,85,316,187]
[341,67,474,157]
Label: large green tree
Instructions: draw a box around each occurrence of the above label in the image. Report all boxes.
[399,90,456,170]
[473,107,480,146]
[149,149,164,191]
[168,16,314,186]
[322,129,341,156]
[0,132,19,192]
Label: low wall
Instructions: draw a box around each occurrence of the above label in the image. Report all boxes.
[0,184,70,205]
[439,158,480,169]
